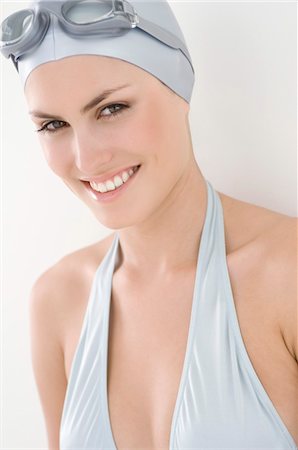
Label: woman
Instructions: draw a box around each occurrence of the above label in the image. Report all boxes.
[1,0,297,449]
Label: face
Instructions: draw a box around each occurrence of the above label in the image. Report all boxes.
[25,55,192,230]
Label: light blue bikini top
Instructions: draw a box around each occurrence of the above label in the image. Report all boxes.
[59,179,297,449]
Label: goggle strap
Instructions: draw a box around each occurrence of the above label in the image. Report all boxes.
[137,16,193,72]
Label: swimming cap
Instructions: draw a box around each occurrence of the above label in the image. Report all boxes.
[17,0,195,103]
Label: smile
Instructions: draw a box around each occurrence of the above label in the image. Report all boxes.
[89,165,140,193]
[84,164,141,203]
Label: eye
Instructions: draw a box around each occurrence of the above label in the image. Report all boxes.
[35,120,67,134]
[99,103,127,119]
[35,103,128,135]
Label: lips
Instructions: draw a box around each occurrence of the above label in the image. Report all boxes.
[85,164,141,185]
[83,164,141,203]
[89,165,140,193]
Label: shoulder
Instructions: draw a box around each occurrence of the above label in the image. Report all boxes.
[29,232,116,345]
[30,231,116,297]
[28,233,116,446]
[219,190,297,361]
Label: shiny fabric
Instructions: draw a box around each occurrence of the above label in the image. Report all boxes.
[60,179,297,449]
[16,0,195,103]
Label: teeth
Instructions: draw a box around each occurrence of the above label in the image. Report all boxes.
[122,171,129,182]
[106,180,116,191]
[89,165,139,193]
[114,175,123,188]
[90,182,107,192]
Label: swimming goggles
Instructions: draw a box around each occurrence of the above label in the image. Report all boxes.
[0,0,193,71]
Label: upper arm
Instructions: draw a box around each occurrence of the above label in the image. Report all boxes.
[28,233,118,447]
[29,269,68,449]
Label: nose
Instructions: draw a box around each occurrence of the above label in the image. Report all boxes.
[72,126,113,174]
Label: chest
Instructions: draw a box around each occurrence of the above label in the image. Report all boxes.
[106,272,196,448]
[64,258,297,449]
[108,262,298,448]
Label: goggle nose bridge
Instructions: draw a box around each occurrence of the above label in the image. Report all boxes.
[4,1,132,63]
[1,0,194,74]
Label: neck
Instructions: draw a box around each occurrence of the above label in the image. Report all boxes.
[116,159,208,277]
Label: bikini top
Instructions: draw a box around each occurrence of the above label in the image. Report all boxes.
[59,179,297,449]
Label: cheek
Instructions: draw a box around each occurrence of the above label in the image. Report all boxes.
[40,138,73,178]
[131,101,186,171]
[128,105,170,160]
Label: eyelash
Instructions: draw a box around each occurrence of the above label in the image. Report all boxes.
[35,103,127,134]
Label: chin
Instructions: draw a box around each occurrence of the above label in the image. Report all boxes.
[90,202,154,231]
[90,210,136,231]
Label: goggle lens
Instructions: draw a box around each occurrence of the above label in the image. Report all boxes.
[1,10,34,43]
[62,0,114,25]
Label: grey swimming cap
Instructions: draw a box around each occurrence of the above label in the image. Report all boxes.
[18,0,195,102]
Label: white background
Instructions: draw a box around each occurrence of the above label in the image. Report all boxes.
[1,1,297,448]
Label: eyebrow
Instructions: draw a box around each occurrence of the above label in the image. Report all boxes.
[28,83,131,119]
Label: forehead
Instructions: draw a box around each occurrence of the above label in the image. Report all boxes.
[25,54,150,90]
[24,54,169,113]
